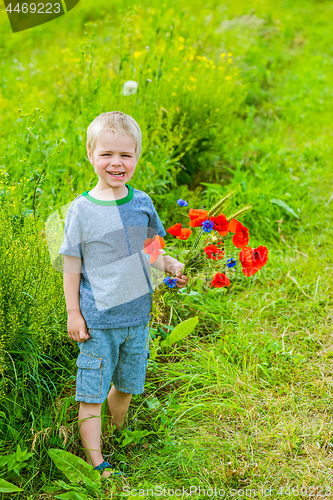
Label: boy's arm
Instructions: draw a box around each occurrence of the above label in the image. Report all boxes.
[151,252,183,274]
[63,255,90,342]
[63,255,81,312]
[150,251,188,288]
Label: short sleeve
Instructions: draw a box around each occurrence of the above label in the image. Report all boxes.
[147,196,166,238]
[59,206,83,258]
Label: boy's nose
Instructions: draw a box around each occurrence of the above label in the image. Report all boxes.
[111,156,122,165]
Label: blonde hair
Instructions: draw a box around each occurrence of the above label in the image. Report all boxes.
[86,111,142,158]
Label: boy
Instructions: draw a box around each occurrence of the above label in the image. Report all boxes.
[59,111,188,476]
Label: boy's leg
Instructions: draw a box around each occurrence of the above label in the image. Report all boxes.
[107,385,132,429]
[79,401,105,468]
[106,322,149,435]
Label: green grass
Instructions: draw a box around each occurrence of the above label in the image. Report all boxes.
[0,0,333,497]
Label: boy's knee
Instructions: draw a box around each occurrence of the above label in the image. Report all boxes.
[79,401,102,412]
[118,389,132,399]
[110,386,132,399]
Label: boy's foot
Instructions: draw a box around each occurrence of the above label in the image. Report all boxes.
[94,460,126,478]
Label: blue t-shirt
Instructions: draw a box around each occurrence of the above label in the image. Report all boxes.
[59,184,166,328]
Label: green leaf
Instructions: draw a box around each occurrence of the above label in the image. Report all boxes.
[55,492,89,500]
[48,449,100,492]
[84,468,100,482]
[118,429,152,448]
[0,456,9,468]
[160,317,199,347]
[146,397,160,410]
[270,199,299,218]
[0,478,23,493]
[56,479,75,490]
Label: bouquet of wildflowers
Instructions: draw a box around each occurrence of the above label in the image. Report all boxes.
[143,189,268,296]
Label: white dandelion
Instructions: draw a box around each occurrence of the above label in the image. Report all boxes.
[122,80,138,96]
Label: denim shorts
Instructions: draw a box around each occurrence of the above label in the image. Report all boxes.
[75,322,150,404]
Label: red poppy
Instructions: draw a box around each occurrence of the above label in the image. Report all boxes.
[229,218,249,249]
[167,223,182,237]
[217,240,224,246]
[177,228,192,240]
[210,272,230,288]
[204,244,225,261]
[252,245,268,268]
[239,245,268,276]
[143,235,165,263]
[229,218,240,232]
[188,208,209,228]
[209,213,229,236]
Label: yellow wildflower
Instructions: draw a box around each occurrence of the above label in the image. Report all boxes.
[134,51,142,58]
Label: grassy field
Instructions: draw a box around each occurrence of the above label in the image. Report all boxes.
[0,0,333,498]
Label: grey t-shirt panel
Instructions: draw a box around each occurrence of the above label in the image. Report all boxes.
[59,186,166,328]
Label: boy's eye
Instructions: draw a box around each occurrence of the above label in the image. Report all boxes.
[101,154,130,157]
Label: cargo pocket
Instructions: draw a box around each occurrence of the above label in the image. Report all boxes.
[76,352,103,398]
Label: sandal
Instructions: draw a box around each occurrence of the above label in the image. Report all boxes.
[94,461,126,477]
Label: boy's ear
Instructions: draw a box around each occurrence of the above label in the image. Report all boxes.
[87,147,94,164]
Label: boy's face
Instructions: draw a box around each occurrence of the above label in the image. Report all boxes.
[87,131,137,193]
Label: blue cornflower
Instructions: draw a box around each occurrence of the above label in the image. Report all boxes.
[201,219,214,233]
[227,258,237,268]
[163,276,178,288]
[177,199,188,207]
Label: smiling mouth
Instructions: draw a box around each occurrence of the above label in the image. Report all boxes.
[107,171,125,178]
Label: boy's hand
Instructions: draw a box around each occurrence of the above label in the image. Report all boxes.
[174,270,189,288]
[67,311,90,343]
